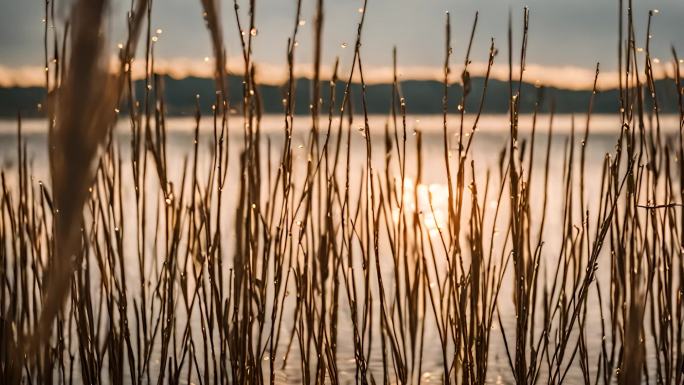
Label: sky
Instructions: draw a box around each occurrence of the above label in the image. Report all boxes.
[0,0,683,89]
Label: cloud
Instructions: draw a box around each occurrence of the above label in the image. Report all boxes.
[0,56,674,91]
[0,65,47,88]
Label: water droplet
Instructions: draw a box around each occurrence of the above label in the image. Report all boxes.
[340,42,348,48]
[250,28,258,37]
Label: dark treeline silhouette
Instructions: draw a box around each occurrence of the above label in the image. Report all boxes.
[1,74,679,117]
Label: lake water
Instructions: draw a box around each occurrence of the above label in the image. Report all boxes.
[0,114,680,384]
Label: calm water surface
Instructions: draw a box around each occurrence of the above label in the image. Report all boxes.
[0,114,679,384]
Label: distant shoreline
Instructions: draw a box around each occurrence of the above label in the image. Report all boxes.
[1,74,680,118]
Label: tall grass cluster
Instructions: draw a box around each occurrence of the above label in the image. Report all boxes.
[0,0,683,384]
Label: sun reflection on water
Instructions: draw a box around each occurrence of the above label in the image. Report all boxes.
[392,177,449,235]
